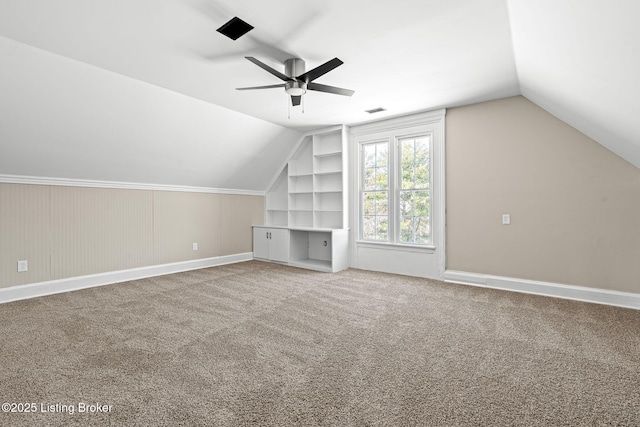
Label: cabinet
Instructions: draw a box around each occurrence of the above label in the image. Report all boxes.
[252,226,348,273]
[253,227,289,263]
[289,229,349,273]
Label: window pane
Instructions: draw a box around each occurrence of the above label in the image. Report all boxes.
[415,217,430,243]
[400,217,413,243]
[415,138,429,164]
[376,192,388,215]
[364,145,376,168]
[401,163,414,190]
[414,191,429,217]
[363,192,376,215]
[401,136,430,190]
[415,164,428,189]
[376,216,388,240]
[363,216,376,240]
[377,143,388,167]
[363,167,376,190]
[399,190,413,217]
[401,144,414,190]
[376,166,388,190]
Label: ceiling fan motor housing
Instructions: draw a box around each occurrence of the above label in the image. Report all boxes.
[285,58,307,95]
[285,58,306,78]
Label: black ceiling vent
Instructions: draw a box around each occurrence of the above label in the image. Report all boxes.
[216,17,254,40]
[365,107,386,114]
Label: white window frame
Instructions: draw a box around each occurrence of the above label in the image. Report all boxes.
[359,138,391,242]
[350,109,445,265]
[358,131,434,247]
[395,132,434,246]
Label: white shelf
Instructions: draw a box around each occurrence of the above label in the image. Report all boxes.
[262,127,348,271]
[289,258,332,272]
[314,170,342,176]
[313,131,343,157]
[314,151,341,158]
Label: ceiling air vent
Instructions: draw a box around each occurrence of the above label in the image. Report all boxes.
[365,107,386,114]
[216,17,254,40]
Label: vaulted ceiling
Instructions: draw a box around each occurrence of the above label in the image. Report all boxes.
[0,0,638,190]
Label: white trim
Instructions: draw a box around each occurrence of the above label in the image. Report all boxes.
[356,240,436,253]
[444,270,640,310]
[350,109,446,136]
[0,174,264,196]
[0,253,253,305]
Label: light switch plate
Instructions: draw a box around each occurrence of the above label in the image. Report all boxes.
[502,214,511,225]
[192,243,198,251]
[17,260,28,272]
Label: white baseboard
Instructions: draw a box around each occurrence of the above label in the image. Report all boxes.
[444,270,640,310]
[0,253,253,305]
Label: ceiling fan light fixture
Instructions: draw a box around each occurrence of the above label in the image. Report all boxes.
[285,81,307,96]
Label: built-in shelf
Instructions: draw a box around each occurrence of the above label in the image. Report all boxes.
[314,151,342,158]
[258,126,349,272]
[289,258,332,271]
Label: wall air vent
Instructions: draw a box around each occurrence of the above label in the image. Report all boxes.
[216,17,254,40]
[365,107,386,114]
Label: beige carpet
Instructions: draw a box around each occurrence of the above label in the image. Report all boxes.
[1,261,639,426]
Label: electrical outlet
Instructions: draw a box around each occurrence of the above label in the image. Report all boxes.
[17,260,28,272]
[192,243,198,251]
[502,214,511,225]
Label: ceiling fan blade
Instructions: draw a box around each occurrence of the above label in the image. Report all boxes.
[236,84,285,91]
[296,58,343,83]
[245,57,291,81]
[307,82,355,97]
[291,95,302,106]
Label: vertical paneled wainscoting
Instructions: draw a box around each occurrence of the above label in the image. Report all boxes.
[0,180,264,300]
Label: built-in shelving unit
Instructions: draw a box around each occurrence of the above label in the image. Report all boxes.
[257,125,349,272]
[265,168,289,227]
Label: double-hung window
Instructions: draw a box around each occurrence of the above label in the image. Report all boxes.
[359,134,432,246]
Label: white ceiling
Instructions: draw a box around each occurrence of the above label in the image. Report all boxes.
[0,0,520,130]
[0,0,638,191]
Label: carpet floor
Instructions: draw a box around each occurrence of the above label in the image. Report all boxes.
[1,261,639,426]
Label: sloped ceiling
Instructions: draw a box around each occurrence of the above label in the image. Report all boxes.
[508,0,640,169]
[0,36,301,190]
[0,0,638,192]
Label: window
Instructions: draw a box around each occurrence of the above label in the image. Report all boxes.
[359,134,432,246]
[399,136,430,244]
[361,142,389,241]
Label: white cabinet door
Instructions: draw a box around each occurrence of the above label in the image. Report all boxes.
[268,228,290,263]
[253,227,290,263]
[253,228,270,260]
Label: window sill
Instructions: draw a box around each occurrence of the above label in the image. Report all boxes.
[356,240,436,253]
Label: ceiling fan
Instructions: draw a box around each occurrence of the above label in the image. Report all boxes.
[236,57,355,106]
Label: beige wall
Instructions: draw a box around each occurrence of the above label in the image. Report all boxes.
[446,96,640,293]
[0,184,263,288]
